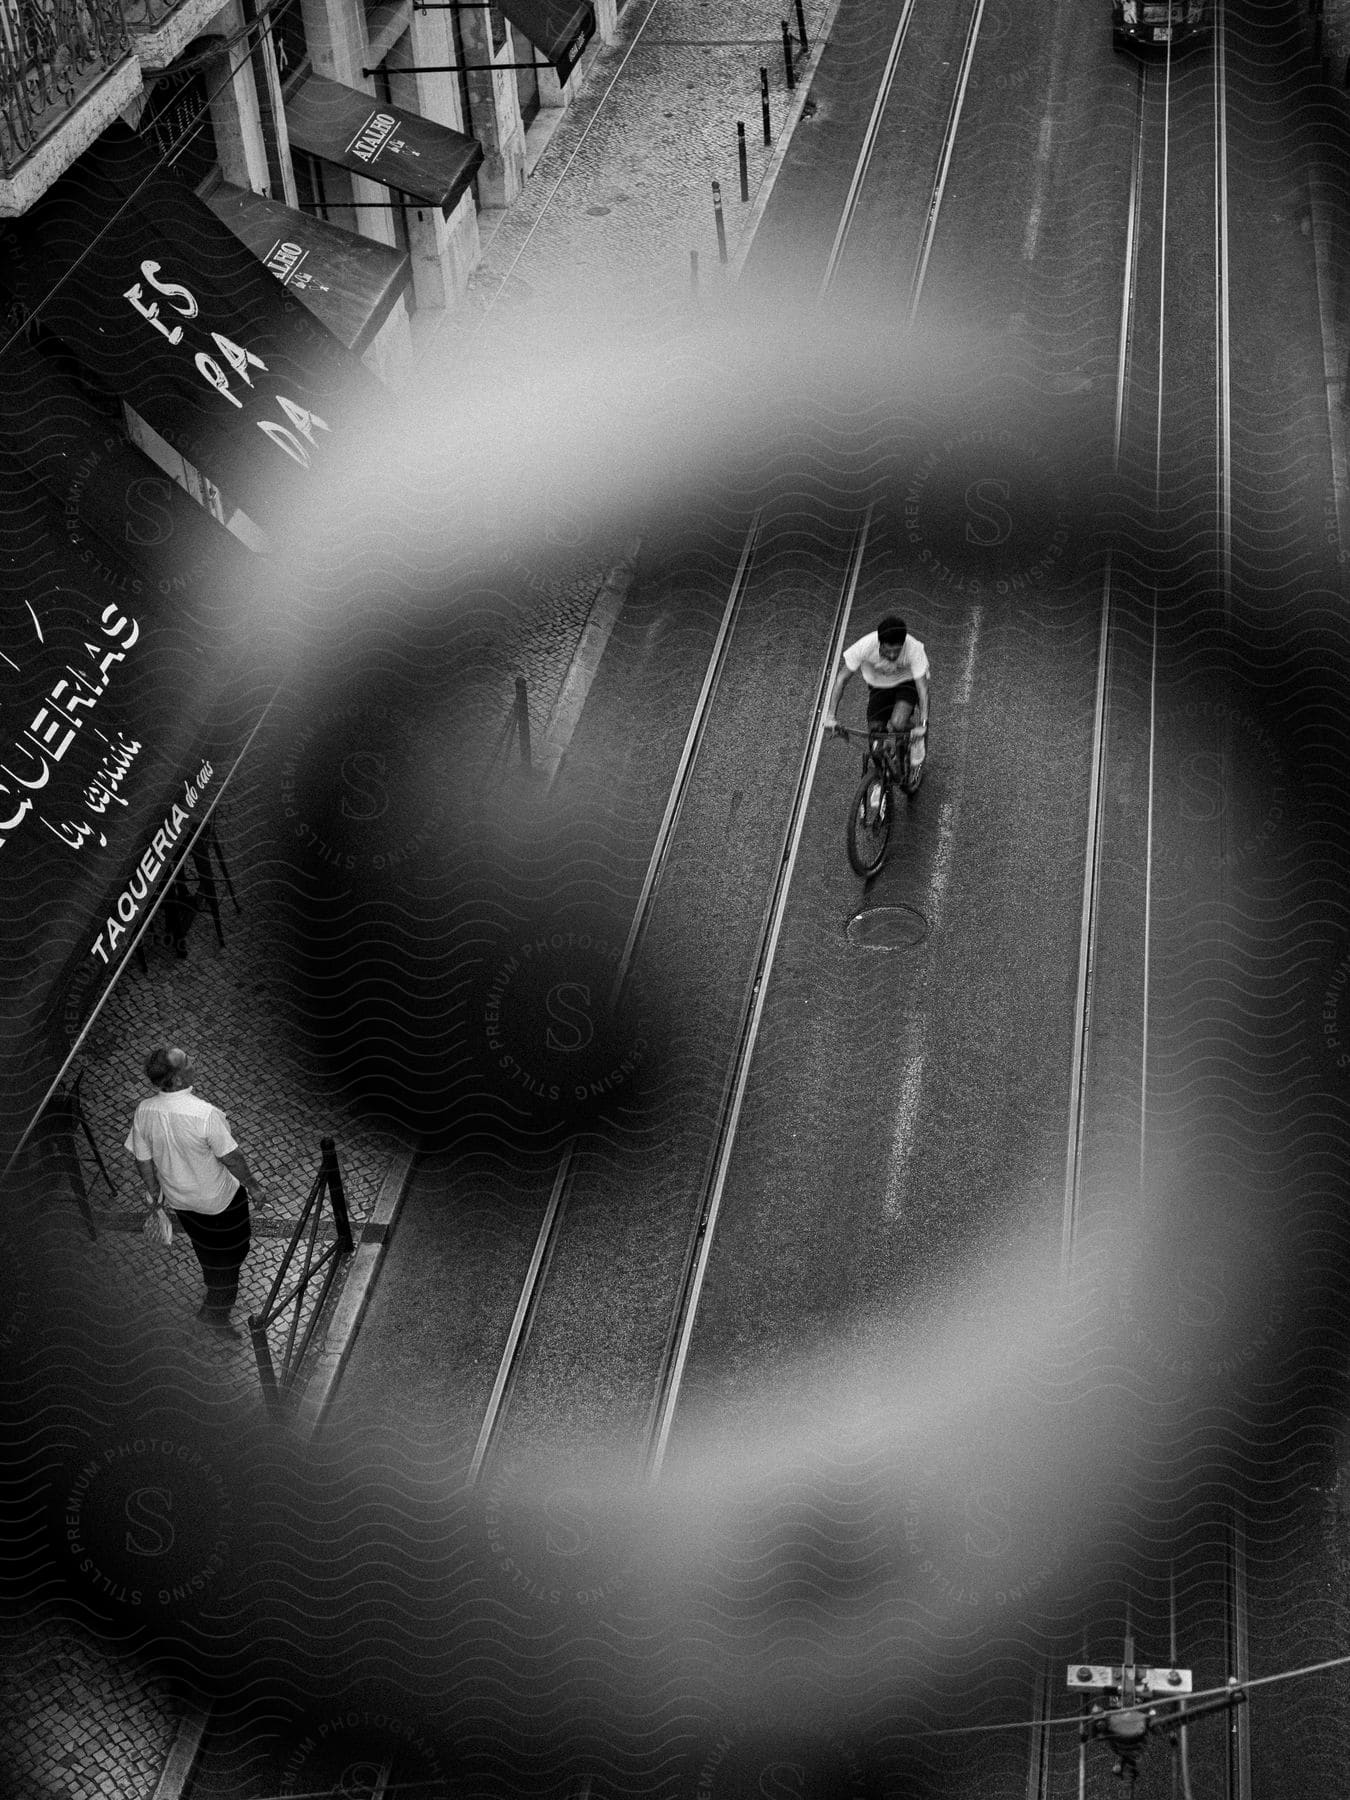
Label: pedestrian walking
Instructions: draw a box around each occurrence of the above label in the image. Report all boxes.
[125,1046,269,1340]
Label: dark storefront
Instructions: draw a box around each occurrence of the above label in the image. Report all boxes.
[496,0,596,83]
[0,126,383,1178]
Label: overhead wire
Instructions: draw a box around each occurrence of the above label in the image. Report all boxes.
[0,0,305,363]
[908,1650,1350,1739]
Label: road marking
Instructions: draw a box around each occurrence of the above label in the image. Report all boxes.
[883,1053,926,1219]
[883,606,981,1221]
[954,603,982,705]
[1020,116,1055,262]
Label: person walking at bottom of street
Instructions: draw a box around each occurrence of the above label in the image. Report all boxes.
[125,1047,269,1341]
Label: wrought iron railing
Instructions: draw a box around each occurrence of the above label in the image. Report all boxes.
[116,0,184,32]
[0,0,132,176]
[248,1136,356,1420]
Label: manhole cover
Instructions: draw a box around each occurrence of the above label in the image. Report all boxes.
[845,904,929,948]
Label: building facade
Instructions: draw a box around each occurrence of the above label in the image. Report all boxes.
[0,0,614,1170]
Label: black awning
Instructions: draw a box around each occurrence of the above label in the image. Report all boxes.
[0,448,269,1172]
[0,324,256,605]
[285,74,483,217]
[1,124,379,532]
[497,0,595,80]
[207,182,412,355]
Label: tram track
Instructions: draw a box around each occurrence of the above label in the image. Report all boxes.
[461,0,1000,1501]
[463,510,874,1494]
[1031,7,1252,1793]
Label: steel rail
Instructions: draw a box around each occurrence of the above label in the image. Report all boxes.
[907,0,992,322]
[1226,1510,1251,1800]
[816,0,924,297]
[463,511,763,1489]
[1214,29,1247,1796]
[1060,69,1149,1277]
[1213,0,1233,609]
[643,507,873,1480]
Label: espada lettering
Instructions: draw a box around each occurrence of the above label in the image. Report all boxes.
[348,111,397,162]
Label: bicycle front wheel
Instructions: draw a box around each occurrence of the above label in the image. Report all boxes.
[846,773,892,877]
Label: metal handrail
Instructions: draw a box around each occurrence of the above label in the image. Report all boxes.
[248,1135,354,1419]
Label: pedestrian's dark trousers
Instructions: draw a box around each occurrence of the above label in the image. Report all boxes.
[173,1188,250,1313]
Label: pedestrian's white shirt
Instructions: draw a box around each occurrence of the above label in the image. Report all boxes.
[843,631,929,688]
[125,1089,240,1213]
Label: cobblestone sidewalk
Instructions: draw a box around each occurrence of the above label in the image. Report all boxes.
[4,5,839,1796]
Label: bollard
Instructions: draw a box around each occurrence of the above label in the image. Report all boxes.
[690,249,699,296]
[712,181,728,265]
[760,66,772,143]
[795,0,808,51]
[737,121,748,200]
[781,20,795,88]
[514,674,532,768]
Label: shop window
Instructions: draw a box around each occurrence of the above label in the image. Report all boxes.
[371,66,414,256]
[141,67,218,193]
[272,3,309,88]
[292,148,333,222]
[512,23,539,128]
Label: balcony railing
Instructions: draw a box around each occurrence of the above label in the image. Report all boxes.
[0,0,131,176]
[117,0,184,30]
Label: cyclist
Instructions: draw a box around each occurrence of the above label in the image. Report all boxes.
[823,613,930,746]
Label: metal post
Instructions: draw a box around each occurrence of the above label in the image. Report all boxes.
[781,20,795,88]
[760,66,772,143]
[320,1135,353,1253]
[690,249,699,295]
[712,181,728,265]
[249,1314,286,1420]
[514,674,532,768]
[795,0,808,51]
[737,121,748,200]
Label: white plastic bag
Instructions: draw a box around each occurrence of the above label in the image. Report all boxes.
[143,1203,173,1248]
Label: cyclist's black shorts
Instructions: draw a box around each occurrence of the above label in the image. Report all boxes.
[866,681,919,730]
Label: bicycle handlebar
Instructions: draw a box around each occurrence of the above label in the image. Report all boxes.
[828,723,924,742]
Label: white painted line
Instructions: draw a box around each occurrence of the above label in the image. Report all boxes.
[883,1049,927,1220]
[925,796,958,919]
[954,604,982,705]
[883,607,980,1224]
[1020,117,1056,263]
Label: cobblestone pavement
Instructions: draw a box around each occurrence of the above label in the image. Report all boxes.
[5,6,837,1796]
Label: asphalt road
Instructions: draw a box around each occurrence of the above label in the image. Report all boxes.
[223,0,1350,1794]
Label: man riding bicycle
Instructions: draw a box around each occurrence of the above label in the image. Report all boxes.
[823,613,930,746]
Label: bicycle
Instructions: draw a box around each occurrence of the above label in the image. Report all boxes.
[832,722,926,877]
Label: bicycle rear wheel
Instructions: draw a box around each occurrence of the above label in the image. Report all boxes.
[846,773,892,877]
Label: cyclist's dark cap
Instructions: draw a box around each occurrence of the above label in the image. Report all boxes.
[877,615,908,645]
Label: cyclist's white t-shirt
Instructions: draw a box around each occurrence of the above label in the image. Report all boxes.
[125,1089,240,1213]
[843,631,929,688]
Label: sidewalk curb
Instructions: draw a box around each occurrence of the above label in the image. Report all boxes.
[293,1145,418,1439]
[538,535,644,784]
[729,0,848,283]
[153,1145,418,1800]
